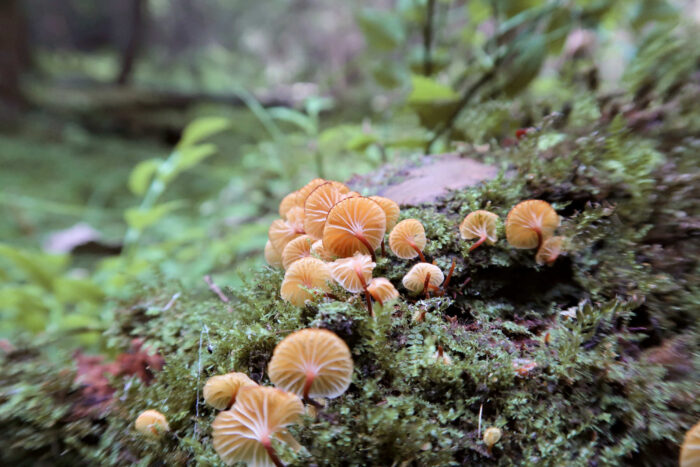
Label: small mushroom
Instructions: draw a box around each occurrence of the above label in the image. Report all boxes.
[681,421,700,467]
[295,178,329,207]
[483,426,502,454]
[268,217,305,254]
[459,210,499,252]
[389,219,427,262]
[268,328,353,405]
[134,409,170,438]
[278,191,299,218]
[303,181,350,239]
[402,262,444,295]
[310,240,333,261]
[265,240,283,268]
[323,197,386,261]
[280,257,331,306]
[535,236,565,265]
[212,386,304,467]
[281,235,314,270]
[505,200,559,249]
[203,372,258,410]
[367,278,399,307]
[369,196,400,231]
[330,253,376,315]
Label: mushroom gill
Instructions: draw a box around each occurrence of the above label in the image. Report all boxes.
[203,372,258,410]
[459,210,499,252]
[265,240,283,268]
[280,257,331,306]
[303,181,349,240]
[389,219,427,261]
[535,236,565,265]
[323,197,386,261]
[281,235,314,270]
[134,409,170,438]
[505,200,559,249]
[367,278,399,306]
[402,262,444,294]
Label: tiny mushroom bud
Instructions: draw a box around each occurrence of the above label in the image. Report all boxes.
[459,210,499,252]
[505,200,559,249]
[212,385,304,467]
[483,426,502,454]
[203,372,258,410]
[134,409,170,438]
[367,278,399,307]
[389,219,427,262]
[265,240,283,268]
[303,181,350,240]
[680,421,700,467]
[535,236,565,265]
[268,328,353,404]
[369,196,400,231]
[281,235,314,270]
[280,257,331,306]
[323,197,386,261]
[402,262,444,294]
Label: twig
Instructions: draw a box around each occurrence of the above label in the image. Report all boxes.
[478,403,483,437]
[163,292,181,311]
[204,275,230,303]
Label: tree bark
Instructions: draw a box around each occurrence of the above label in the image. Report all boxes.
[116,0,147,86]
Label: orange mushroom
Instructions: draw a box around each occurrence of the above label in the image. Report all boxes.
[323,197,386,261]
[389,219,427,262]
[278,191,299,218]
[304,182,350,240]
[369,196,400,231]
[366,278,399,307]
[295,178,329,208]
[459,210,499,252]
[281,235,314,270]
[310,240,333,261]
[268,217,305,254]
[134,409,170,438]
[680,421,700,467]
[268,328,353,405]
[280,257,331,306]
[265,240,283,268]
[330,253,376,315]
[535,236,565,265]
[402,262,444,296]
[505,200,559,249]
[212,385,304,467]
[203,372,258,410]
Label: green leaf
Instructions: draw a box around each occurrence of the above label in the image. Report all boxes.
[53,278,104,303]
[268,107,316,135]
[346,133,379,151]
[178,116,230,148]
[128,158,162,196]
[408,75,459,104]
[172,144,218,174]
[124,202,183,231]
[356,8,405,51]
[0,244,67,290]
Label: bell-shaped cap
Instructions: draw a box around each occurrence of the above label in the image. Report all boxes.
[330,253,375,293]
[134,409,169,437]
[303,182,350,240]
[483,427,502,448]
[535,236,564,265]
[367,278,399,305]
[268,328,353,399]
[505,200,559,249]
[323,197,386,258]
[389,219,427,259]
[681,421,700,467]
[212,386,304,467]
[402,262,444,293]
[459,210,499,243]
[264,240,283,268]
[280,257,331,306]
[268,217,305,254]
[203,372,258,410]
[369,196,400,231]
[311,240,333,261]
[281,235,314,270]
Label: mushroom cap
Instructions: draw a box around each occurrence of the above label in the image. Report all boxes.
[279,191,299,218]
[268,218,304,254]
[203,372,258,410]
[212,386,304,467]
[535,236,565,265]
[310,240,333,261]
[505,200,559,249]
[402,262,444,293]
[134,409,169,437]
[389,219,427,259]
[304,182,350,240]
[281,235,315,270]
[264,240,283,268]
[483,427,502,447]
[369,196,400,231]
[285,206,305,226]
[329,253,375,293]
[367,278,399,304]
[459,210,499,243]
[323,197,386,258]
[681,421,700,467]
[268,328,353,399]
[280,257,331,306]
[295,178,329,207]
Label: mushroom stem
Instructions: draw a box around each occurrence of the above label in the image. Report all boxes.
[534,227,543,249]
[442,259,456,293]
[262,438,285,467]
[469,235,488,252]
[410,242,426,262]
[423,272,431,299]
[364,289,374,317]
[303,396,323,409]
[355,234,376,262]
[381,238,386,257]
[302,374,314,401]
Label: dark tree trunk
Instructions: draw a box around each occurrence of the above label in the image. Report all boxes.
[0,0,29,109]
[116,0,147,86]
